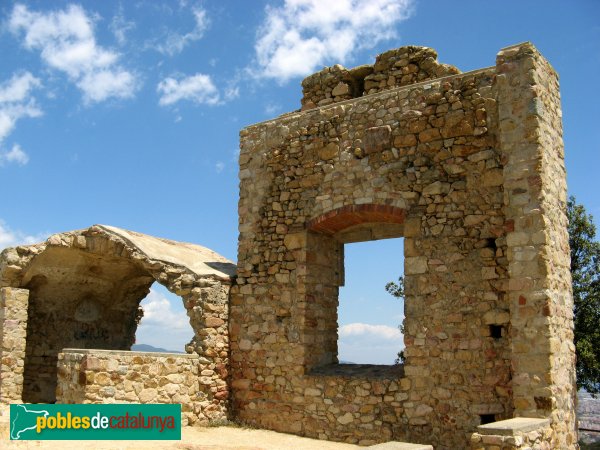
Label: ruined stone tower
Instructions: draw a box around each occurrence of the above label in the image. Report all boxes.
[231,43,577,449]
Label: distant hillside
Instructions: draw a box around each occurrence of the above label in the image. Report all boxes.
[131,344,183,353]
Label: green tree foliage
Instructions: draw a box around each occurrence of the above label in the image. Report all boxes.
[568,196,600,394]
[385,277,405,364]
[385,277,404,300]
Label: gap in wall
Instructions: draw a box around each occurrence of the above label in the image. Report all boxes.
[134,282,192,353]
[338,238,404,365]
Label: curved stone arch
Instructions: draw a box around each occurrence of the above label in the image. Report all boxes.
[307,204,406,240]
[0,224,235,404]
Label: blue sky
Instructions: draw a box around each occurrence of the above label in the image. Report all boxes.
[0,0,598,363]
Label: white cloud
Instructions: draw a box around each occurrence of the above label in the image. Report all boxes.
[224,84,240,101]
[9,3,139,103]
[338,322,403,364]
[0,72,42,140]
[109,5,135,46]
[0,72,41,104]
[0,220,48,250]
[138,288,189,330]
[77,69,137,103]
[264,102,281,115]
[157,73,220,106]
[339,322,402,340]
[136,286,193,351]
[215,161,225,173]
[152,6,209,56]
[231,147,240,163]
[0,144,29,166]
[0,72,42,165]
[253,0,413,81]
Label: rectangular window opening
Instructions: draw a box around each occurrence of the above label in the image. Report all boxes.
[337,237,405,367]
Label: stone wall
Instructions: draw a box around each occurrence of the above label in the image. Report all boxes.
[56,349,221,425]
[0,287,29,404]
[232,43,576,449]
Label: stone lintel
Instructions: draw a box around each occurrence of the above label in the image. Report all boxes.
[477,417,550,436]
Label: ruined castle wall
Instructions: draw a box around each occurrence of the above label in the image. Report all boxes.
[232,43,576,449]
[233,62,511,449]
[56,349,218,425]
[0,287,29,403]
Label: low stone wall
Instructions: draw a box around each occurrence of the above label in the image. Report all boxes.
[470,418,555,450]
[56,349,227,426]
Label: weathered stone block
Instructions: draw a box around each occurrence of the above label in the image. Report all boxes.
[317,142,339,160]
[364,126,392,155]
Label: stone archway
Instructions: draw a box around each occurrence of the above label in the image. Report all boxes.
[0,225,235,412]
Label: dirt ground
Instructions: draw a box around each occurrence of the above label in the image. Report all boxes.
[1,420,360,450]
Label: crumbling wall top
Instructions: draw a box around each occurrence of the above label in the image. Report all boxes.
[301,45,460,110]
